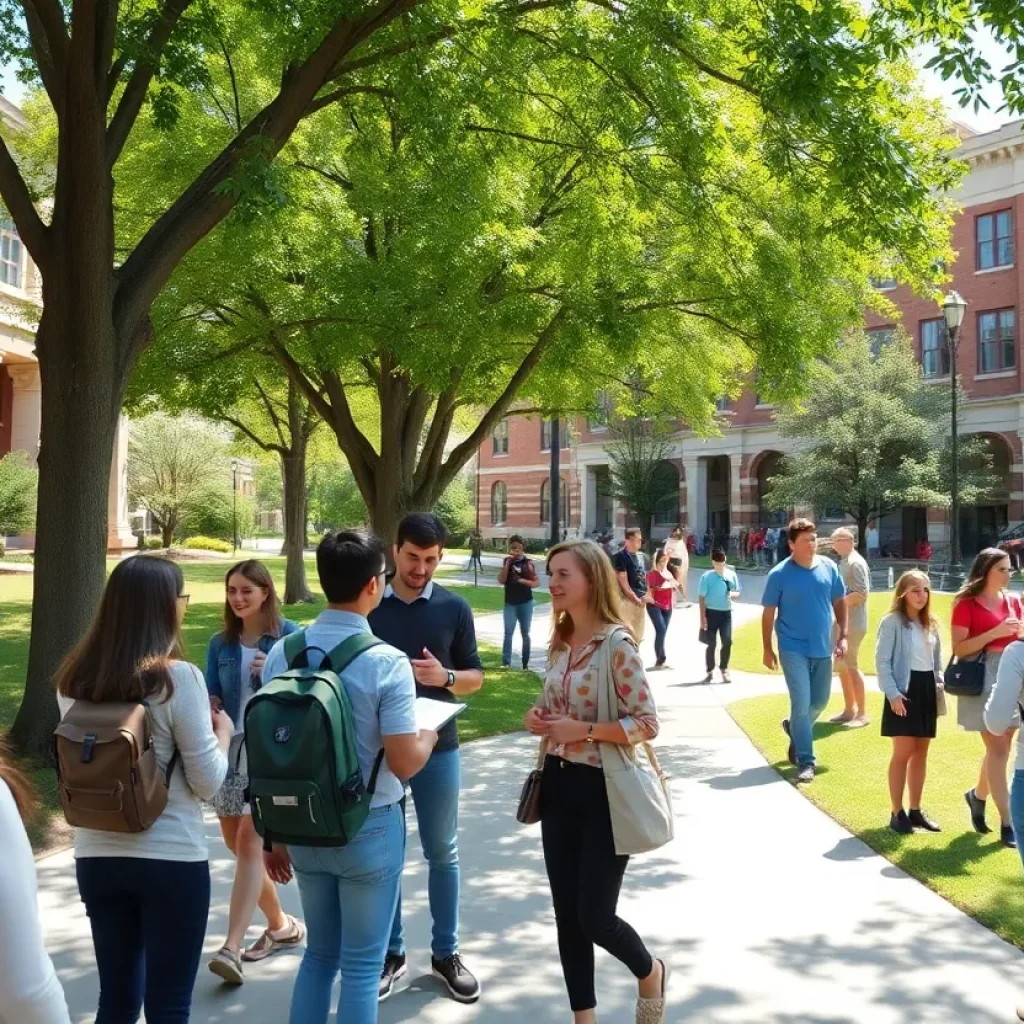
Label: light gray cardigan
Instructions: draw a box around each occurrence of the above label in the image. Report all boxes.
[874,612,943,700]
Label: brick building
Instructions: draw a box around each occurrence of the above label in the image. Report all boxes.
[476,119,1024,559]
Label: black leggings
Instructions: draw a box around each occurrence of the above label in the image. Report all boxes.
[540,755,653,1011]
[705,608,732,672]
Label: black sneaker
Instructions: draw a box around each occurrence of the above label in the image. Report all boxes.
[908,809,941,833]
[432,953,481,1003]
[1003,825,1018,849]
[965,788,992,834]
[890,810,914,834]
[782,719,796,766]
[378,954,407,1002]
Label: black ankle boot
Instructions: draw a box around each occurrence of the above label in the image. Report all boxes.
[909,809,941,832]
[965,789,992,834]
[890,809,913,834]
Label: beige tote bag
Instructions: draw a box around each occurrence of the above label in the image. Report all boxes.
[596,627,674,855]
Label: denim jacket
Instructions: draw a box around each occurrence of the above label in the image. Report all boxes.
[874,612,943,701]
[205,619,300,726]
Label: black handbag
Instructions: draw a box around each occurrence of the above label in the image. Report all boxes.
[698,628,711,646]
[944,653,986,697]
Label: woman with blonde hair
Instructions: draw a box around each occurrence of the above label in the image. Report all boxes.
[951,547,1022,846]
[524,539,669,1024]
[875,571,944,834]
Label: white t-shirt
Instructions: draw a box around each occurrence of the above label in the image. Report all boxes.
[910,622,935,672]
[69,661,228,862]
[0,779,70,1024]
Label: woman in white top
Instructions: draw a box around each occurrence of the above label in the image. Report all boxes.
[0,742,69,1024]
[875,571,943,835]
[57,555,231,1024]
[663,527,689,606]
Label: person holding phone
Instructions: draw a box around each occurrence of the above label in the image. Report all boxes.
[206,560,305,985]
[698,549,740,683]
[952,548,1023,847]
[498,535,539,669]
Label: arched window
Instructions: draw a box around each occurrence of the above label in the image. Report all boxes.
[493,419,509,456]
[491,481,507,525]
[540,476,569,525]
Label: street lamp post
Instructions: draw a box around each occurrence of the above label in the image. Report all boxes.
[231,458,239,556]
[943,289,968,567]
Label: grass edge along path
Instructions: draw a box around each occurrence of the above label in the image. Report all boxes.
[729,690,1024,950]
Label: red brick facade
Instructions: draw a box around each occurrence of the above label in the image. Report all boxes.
[478,123,1024,557]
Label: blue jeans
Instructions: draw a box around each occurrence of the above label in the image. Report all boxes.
[503,600,534,667]
[1012,771,1024,873]
[646,605,672,663]
[388,746,461,959]
[76,857,210,1024]
[778,650,833,768]
[289,805,405,1024]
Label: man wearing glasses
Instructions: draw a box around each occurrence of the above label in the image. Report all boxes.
[369,512,484,1005]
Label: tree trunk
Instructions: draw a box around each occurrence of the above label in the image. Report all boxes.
[857,500,869,558]
[162,521,174,548]
[9,310,121,757]
[281,439,314,604]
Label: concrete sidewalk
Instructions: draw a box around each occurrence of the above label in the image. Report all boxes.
[44,607,1024,1022]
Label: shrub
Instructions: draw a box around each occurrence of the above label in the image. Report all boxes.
[0,450,37,537]
[182,535,233,553]
[433,477,475,541]
[180,486,255,542]
[143,537,165,550]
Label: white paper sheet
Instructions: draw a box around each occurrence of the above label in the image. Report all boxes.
[415,697,467,732]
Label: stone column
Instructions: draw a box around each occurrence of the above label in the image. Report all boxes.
[682,457,700,534]
[728,452,744,532]
[107,414,136,552]
[6,362,41,464]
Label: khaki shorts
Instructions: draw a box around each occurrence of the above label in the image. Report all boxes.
[833,627,866,671]
[623,600,647,643]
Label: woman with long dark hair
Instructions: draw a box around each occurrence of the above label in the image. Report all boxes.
[952,547,1022,847]
[525,540,668,1024]
[58,555,231,1024]
[0,742,69,1023]
[206,560,304,984]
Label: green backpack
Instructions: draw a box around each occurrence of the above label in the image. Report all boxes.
[245,629,384,851]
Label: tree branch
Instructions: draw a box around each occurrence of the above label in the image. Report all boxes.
[438,305,567,492]
[294,160,354,191]
[306,84,396,117]
[253,378,289,450]
[22,0,69,104]
[219,412,285,456]
[320,366,380,499]
[106,0,197,168]
[0,132,49,268]
[114,0,427,345]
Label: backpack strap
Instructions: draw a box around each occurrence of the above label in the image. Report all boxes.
[283,629,309,669]
[321,634,386,795]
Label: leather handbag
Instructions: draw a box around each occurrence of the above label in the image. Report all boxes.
[516,736,548,825]
[698,628,711,646]
[943,653,986,697]
[596,626,674,855]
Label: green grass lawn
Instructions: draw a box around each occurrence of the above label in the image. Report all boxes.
[729,591,955,675]
[0,558,540,850]
[730,690,1024,948]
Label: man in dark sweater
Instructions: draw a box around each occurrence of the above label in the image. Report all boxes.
[369,513,484,1005]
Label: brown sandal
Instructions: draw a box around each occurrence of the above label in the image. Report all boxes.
[242,915,306,962]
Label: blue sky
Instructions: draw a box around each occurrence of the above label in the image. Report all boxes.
[0,29,1017,135]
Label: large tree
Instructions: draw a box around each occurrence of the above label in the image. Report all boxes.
[766,332,997,556]
[131,5,963,545]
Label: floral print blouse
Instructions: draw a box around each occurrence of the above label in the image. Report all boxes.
[536,630,660,767]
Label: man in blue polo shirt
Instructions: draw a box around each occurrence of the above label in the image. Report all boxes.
[369,513,484,1005]
[761,518,848,784]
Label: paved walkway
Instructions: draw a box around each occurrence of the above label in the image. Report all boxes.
[43,599,1024,1022]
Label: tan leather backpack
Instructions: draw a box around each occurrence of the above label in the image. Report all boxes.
[54,700,178,832]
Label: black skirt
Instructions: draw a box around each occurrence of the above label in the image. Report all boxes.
[881,669,938,739]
